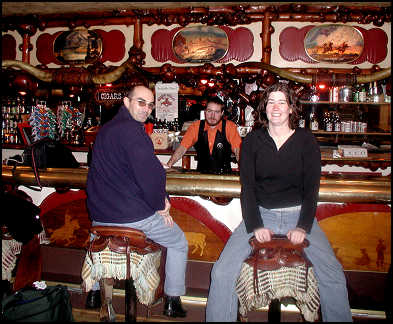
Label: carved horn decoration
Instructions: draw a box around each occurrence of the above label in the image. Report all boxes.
[2,59,391,86]
[2,59,137,85]
[91,61,135,84]
[357,69,391,83]
[2,60,53,82]
[244,62,391,86]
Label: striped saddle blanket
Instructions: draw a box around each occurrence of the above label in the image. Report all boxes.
[81,247,162,306]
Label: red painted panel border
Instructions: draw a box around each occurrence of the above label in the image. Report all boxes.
[39,189,87,217]
[316,203,391,222]
[170,196,232,243]
[2,34,17,60]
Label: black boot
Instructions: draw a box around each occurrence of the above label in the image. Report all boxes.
[85,290,101,309]
[163,296,187,318]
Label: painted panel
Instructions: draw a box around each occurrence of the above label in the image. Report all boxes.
[39,190,90,249]
[151,26,253,63]
[38,191,231,262]
[172,26,228,63]
[316,203,391,273]
[53,27,103,65]
[280,25,388,65]
[170,197,231,262]
[36,28,125,65]
[304,24,364,64]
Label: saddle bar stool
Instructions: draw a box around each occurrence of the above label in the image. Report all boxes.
[87,226,166,322]
[236,235,320,322]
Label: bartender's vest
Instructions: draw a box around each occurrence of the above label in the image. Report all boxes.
[194,119,232,174]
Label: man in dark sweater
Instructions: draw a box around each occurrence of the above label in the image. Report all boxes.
[86,85,188,320]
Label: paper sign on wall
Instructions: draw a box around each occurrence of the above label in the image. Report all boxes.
[155,82,179,122]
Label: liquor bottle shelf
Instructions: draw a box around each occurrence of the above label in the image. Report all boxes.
[300,100,390,105]
[312,130,391,136]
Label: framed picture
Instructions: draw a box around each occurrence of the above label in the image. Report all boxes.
[172,26,229,63]
[17,122,33,145]
[304,24,364,64]
[54,26,103,65]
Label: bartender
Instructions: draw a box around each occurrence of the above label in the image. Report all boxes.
[165,97,242,174]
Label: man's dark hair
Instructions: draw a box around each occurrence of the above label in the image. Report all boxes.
[253,82,300,130]
[206,97,225,111]
[126,84,151,99]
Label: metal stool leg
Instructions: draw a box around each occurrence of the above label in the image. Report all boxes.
[268,299,281,322]
[125,277,137,322]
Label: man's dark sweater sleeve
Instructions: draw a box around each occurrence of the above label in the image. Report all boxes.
[296,132,321,233]
[240,134,264,233]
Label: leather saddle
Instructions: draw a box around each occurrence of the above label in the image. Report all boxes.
[246,234,311,271]
[88,226,162,255]
[245,234,312,296]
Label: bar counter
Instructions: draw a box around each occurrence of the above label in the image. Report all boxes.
[2,165,391,204]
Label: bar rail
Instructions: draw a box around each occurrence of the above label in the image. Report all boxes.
[2,165,390,204]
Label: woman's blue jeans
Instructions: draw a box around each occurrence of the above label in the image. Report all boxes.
[206,205,353,322]
[90,212,188,297]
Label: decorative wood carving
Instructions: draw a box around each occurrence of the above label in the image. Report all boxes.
[2,34,16,60]
[151,26,253,63]
[280,26,388,64]
[2,4,390,31]
[36,29,125,65]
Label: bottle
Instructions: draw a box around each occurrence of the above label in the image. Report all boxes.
[372,81,379,103]
[358,83,367,102]
[352,84,359,102]
[309,106,319,131]
[298,108,306,128]
[333,110,341,132]
[323,111,333,132]
[366,82,373,102]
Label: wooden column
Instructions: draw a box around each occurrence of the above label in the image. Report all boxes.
[133,18,144,49]
[261,12,274,64]
[17,24,36,63]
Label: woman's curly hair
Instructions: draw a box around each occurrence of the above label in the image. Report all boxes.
[252,82,301,130]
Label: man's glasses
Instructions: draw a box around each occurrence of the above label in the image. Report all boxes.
[130,98,155,110]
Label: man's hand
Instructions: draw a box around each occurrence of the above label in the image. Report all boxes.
[287,228,306,245]
[158,197,173,227]
[254,227,274,243]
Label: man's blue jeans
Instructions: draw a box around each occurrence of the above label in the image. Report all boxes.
[206,205,353,322]
[90,212,188,297]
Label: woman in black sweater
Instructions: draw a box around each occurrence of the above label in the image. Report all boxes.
[206,82,352,322]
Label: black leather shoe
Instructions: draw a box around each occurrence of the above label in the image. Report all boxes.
[163,296,187,318]
[85,290,101,309]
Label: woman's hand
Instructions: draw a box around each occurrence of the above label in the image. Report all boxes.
[287,227,306,245]
[254,227,274,243]
[158,197,173,227]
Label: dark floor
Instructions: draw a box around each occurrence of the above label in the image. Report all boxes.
[66,282,388,322]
